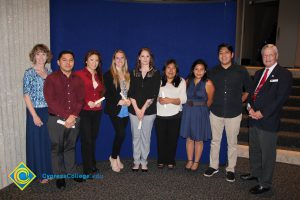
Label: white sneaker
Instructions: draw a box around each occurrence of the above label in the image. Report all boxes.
[109,156,120,172]
[117,156,124,169]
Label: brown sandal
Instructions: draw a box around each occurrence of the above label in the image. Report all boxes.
[191,162,199,171]
[185,160,193,170]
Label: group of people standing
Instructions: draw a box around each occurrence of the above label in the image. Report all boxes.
[23,43,292,195]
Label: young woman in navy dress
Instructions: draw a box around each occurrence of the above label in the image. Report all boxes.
[180,59,214,171]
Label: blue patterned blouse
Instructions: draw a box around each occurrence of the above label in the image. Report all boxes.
[23,67,52,108]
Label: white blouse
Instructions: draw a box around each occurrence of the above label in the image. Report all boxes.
[157,78,187,117]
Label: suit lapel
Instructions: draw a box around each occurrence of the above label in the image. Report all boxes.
[254,69,264,87]
[259,65,279,93]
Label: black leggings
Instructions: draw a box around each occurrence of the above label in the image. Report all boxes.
[109,115,129,159]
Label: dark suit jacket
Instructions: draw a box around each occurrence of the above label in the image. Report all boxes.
[248,65,292,132]
[103,71,123,116]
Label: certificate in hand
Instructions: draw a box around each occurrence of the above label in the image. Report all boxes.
[120,92,126,100]
[138,120,142,130]
[57,119,75,128]
[95,97,105,105]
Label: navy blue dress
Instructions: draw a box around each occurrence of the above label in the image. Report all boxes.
[180,80,211,141]
[26,108,52,178]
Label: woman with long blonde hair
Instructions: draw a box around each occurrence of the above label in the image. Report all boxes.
[104,50,131,172]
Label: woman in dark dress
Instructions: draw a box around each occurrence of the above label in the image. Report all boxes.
[180,59,214,171]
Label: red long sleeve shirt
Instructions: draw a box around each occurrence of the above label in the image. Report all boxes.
[44,69,85,119]
[75,67,105,111]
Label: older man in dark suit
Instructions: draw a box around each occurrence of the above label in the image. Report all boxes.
[240,44,293,194]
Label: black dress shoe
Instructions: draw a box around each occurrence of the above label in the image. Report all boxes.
[240,173,258,181]
[56,179,66,189]
[85,174,94,180]
[74,178,86,182]
[91,167,99,173]
[167,164,175,170]
[250,185,270,194]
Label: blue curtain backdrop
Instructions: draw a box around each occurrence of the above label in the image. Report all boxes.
[50,0,237,164]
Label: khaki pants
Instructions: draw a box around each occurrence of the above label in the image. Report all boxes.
[209,112,242,172]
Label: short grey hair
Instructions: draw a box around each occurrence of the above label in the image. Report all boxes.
[261,44,278,57]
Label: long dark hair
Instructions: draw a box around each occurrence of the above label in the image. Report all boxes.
[161,59,181,88]
[135,47,155,71]
[186,59,208,88]
[84,50,103,83]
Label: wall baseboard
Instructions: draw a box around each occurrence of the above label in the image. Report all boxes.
[238,144,300,165]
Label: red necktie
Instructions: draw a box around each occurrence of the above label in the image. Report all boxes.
[252,68,269,101]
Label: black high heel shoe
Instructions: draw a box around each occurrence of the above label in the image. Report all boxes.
[141,164,148,172]
[167,164,175,170]
[157,164,164,169]
[132,164,139,172]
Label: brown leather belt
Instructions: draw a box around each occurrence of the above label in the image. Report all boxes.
[187,101,206,107]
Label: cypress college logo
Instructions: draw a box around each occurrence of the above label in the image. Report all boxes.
[8,162,36,190]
